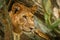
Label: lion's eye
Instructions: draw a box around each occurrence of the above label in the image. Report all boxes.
[23,15,27,18]
[14,8,18,13]
[14,7,20,13]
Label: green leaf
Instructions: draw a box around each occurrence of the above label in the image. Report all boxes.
[51,19,60,28]
[54,28,60,34]
[42,0,52,14]
[42,0,52,26]
[0,0,4,8]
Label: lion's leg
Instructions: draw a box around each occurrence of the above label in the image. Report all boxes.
[13,32,17,40]
[18,34,20,40]
[12,32,21,40]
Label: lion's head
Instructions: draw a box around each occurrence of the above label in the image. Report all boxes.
[9,3,37,33]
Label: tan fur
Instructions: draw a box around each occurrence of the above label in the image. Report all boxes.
[9,3,37,40]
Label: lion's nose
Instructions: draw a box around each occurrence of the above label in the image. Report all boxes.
[30,27,33,30]
[29,26,35,30]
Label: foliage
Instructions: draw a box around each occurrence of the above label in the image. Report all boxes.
[0,0,60,40]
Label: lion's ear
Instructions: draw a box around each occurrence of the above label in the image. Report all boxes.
[30,5,37,14]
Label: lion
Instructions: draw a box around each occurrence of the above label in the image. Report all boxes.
[9,2,37,40]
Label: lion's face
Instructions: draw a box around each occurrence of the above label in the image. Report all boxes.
[9,3,36,33]
[18,12,34,31]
